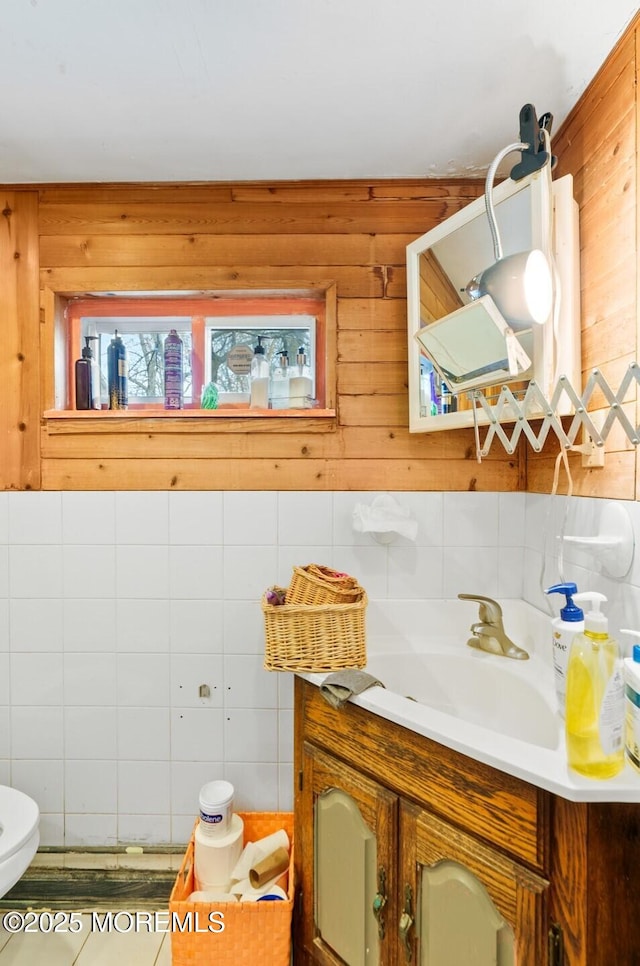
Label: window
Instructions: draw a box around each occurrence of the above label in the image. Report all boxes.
[66,294,328,412]
[205,315,315,405]
[81,316,194,405]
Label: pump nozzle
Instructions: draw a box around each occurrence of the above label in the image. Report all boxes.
[82,335,98,359]
[573,591,608,634]
[545,582,584,623]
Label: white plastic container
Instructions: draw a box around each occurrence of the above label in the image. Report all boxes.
[198,779,234,836]
[194,812,244,892]
[544,582,584,717]
[621,630,640,773]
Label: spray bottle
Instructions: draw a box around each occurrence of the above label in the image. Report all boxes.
[164,329,184,410]
[544,582,584,717]
[107,330,128,410]
[565,592,625,779]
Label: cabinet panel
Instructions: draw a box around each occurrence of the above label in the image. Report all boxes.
[316,788,378,965]
[297,742,398,966]
[419,860,514,965]
[400,801,549,966]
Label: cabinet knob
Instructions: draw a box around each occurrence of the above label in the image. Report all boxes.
[372,866,387,940]
[399,884,414,962]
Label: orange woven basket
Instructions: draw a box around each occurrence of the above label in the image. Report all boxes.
[287,563,363,605]
[170,812,294,966]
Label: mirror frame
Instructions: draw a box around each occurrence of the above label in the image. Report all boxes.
[406,171,580,433]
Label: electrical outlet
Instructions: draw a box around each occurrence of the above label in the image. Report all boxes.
[581,414,606,468]
[581,438,605,468]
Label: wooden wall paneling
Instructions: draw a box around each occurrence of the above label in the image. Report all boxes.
[41,264,385,299]
[526,452,636,499]
[636,20,640,502]
[534,17,639,499]
[0,192,40,490]
[338,328,407,364]
[32,177,522,492]
[36,184,235,204]
[37,200,471,237]
[40,455,520,492]
[336,296,407,330]
[39,232,398,269]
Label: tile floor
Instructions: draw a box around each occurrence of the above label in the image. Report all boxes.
[0,851,179,965]
[0,913,172,965]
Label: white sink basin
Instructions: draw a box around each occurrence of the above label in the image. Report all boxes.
[365,651,559,750]
[301,599,640,802]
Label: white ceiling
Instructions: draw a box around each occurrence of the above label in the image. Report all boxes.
[2,0,638,184]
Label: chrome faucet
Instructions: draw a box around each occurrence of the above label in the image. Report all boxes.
[458,594,529,660]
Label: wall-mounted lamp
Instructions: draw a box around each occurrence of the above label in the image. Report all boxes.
[465,104,555,331]
[465,248,553,329]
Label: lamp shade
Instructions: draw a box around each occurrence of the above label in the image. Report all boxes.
[465,249,553,329]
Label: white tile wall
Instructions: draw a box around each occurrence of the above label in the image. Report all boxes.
[2,488,639,847]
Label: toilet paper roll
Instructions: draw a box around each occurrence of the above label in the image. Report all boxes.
[194,813,244,892]
[249,846,290,888]
[230,828,290,882]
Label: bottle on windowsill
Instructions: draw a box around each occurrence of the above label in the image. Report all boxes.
[270,347,290,409]
[249,336,270,409]
[289,346,312,409]
[75,336,101,410]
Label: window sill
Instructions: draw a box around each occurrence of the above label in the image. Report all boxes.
[44,408,336,418]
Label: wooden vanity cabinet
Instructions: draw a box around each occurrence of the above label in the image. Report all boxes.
[293,677,640,966]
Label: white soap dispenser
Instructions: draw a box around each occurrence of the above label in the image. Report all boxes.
[289,346,312,408]
[249,336,270,409]
[270,347,291,409]
[545,582,585,717]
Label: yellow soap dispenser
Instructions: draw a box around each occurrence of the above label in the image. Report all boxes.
[565,592,625,779]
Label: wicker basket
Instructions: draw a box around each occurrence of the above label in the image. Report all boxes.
[170,812,294,966]
[262,586,367,671]
[287,563,363,605]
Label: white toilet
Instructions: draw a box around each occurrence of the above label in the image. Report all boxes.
[0,786,40,899]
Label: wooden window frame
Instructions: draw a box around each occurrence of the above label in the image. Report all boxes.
[42,277,337,422]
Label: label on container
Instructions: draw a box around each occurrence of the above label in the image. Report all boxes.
[599,665,625,755]
[200,810,224,825]
[553,630,570,714]
[625,684,640,771]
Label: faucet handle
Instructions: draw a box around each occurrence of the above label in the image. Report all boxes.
[458,594,503,623]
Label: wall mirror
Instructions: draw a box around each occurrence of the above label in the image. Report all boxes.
[406,169,581,434]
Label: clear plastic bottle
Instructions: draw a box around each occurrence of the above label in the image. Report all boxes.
[565,592,625,779]
[270,347,290,409]
[249,336,270,409]
[289,346,312,408]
